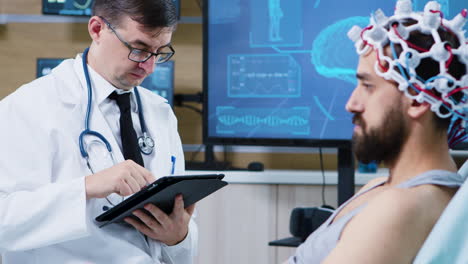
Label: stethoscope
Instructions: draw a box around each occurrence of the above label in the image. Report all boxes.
[78,47,155,170]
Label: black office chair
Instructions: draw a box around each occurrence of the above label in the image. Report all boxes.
[269,206,334,247]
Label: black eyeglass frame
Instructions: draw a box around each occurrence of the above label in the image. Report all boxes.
[99,16,175,64]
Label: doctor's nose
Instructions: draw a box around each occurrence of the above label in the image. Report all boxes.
[138,56,156,75]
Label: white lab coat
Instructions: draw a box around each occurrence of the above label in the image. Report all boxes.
[0,55,197,264]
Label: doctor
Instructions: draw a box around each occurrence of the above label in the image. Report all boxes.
[0,0,197,263]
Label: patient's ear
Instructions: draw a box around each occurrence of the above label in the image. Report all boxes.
[407,99,431,119]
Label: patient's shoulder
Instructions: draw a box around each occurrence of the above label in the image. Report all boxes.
[330,187,446,263]
[356,185,453,236]
[356,176,388,194]
[367,188,422,216]
[369,186,448,217]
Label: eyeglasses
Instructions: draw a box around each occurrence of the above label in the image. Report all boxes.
[99,16,175,64]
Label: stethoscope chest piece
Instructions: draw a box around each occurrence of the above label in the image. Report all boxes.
[138,133,155,155]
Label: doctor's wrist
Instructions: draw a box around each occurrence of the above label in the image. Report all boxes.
[85,174,98,200]
[165,228,189,246]
[84,174,116,200]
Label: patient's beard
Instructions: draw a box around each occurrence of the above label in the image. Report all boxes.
[352,105,409,165]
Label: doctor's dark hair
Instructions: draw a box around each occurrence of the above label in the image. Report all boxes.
[92,0,178,30]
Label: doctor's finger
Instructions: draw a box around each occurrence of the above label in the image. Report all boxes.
[124,217,154,236]
[133,209,163,230]
[134,165,155,184]
[186,203,196,216]
[118,178,134,196]
[129,167,148,188]
[144,203,170,227]
[124,161,149,185]
[172,195,185,218]
[125,176,142,194]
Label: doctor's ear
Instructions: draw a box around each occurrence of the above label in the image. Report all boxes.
[88,16,106,42]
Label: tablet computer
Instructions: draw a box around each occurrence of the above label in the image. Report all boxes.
[95,174,227,227]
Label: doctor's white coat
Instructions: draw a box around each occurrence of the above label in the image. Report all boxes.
[0,55,197,264]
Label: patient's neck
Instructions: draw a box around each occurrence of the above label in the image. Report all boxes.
[385,126,457,186]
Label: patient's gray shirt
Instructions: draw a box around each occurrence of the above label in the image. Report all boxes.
[288,170,465,264]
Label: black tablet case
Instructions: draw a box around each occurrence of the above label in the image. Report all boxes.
[95,174,227,227]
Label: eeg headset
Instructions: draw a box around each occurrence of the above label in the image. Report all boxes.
[347,0,468,147]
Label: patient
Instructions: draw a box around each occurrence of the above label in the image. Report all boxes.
[287,0,468,263]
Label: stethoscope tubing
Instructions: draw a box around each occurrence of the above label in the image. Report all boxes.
[79,47,153,159]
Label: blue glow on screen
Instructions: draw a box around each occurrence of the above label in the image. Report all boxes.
[42,0,94,16]
[206,0,467,143]
[141,61,175,106]
[36,58,65,77]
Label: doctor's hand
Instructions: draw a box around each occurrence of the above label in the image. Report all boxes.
[85,160,155,199]
[124,194,195,246]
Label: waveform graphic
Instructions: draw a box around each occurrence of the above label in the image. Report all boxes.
[216,106,310,136]
[219,114,308,127]
[228,54,301,98]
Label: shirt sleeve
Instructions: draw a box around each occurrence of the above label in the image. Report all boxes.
[163,217,198,263]
[148,216,198,264]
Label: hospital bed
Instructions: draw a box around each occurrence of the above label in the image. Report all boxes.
[413,161,468,263]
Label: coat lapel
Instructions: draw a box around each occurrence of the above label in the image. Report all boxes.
[54,56,125,204]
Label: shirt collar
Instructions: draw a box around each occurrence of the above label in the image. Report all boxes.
[75,53,139,113]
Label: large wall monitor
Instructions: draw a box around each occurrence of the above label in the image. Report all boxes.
[203,0,467,147]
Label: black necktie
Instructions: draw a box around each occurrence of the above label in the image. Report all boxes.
[109,91,145,167]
